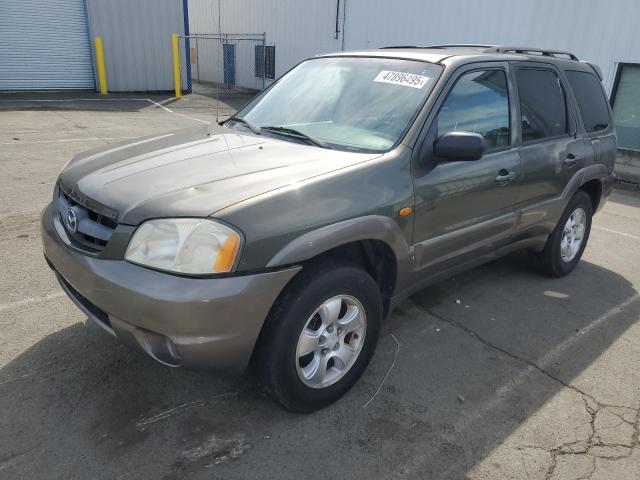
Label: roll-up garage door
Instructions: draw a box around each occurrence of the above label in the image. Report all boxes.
[0,0,95,90]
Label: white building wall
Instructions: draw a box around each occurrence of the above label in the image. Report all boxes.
[188,0,344,87]
[344,0,640,94]
[189,0,640,94]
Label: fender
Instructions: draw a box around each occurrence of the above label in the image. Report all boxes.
[563,163,609,200]
[266,215,413,288]
[517,164,612,240]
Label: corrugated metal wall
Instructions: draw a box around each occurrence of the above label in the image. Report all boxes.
[188,0,344,82]
[189,0,640,95]
[343,0,640,94]
[86,0,187,92]
[0,0,94,90]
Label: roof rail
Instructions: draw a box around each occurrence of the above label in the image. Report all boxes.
[379,44,580,62]
[485,46,579,61]
[380,44,494,50]
[425,44,495,49]
[379,45,430,49]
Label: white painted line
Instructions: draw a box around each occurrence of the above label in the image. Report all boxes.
[593,226,640,242]
[0,292,65,313]
[146,98,173,113]
[541,292,640,360]
[173,112,211,124]
[0,136,138,146]
[392,292,640,479]
[0,98,157,103]
[491,293,640,401]
[0,96,211,125]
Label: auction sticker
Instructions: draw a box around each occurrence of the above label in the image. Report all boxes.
[374,70,430,89]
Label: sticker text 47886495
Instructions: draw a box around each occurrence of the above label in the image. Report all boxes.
[373,70,430,89]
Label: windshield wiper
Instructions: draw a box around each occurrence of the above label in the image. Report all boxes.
[260,126,329,148]
[224,116,261,135]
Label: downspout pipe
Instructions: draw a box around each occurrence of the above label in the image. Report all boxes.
[334,0,340,39]
[341,0,348,50]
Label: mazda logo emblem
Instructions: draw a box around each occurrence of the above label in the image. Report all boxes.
[65,208,78,233]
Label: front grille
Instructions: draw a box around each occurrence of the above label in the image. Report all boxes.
[55,186,116,252]
[57,274,112,329]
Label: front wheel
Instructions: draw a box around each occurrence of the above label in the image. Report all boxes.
[530,190,593,277]
[254,261,382,412]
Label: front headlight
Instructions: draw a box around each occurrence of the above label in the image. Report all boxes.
[125,218,241,275]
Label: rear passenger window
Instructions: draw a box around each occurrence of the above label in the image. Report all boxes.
[516,69,569,142]
[437,69,510,149]
[566,70,610,132]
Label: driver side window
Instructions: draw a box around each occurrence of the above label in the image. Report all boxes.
[437,69,511,149]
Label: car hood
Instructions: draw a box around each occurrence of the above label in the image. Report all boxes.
[58,125,381,225]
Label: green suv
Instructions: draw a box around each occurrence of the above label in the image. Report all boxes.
[41,45,616,411]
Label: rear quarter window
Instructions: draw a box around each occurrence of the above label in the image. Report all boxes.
[565,70,610,133]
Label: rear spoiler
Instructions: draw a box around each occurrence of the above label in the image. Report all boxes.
[582,61,603,81]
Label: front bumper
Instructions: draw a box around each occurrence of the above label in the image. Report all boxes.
[41,203,300,373]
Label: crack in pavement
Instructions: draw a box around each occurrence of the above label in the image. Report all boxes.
[426,308,599,403]
[426,308,640,479]
[543,398,640,479]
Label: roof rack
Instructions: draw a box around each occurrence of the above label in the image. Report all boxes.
[380,44,579,61]
[424,44,495,49]
[484,46,579,61]
[379,45,430,49]
[381,44,493,49]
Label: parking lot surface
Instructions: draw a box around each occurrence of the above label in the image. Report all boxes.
[1,93,639,480]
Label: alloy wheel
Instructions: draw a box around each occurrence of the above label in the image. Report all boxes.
[295,295,367,389]
[560,207,587,262]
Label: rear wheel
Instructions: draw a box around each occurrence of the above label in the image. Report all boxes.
[530,190,593,277]
[255,260,382,412]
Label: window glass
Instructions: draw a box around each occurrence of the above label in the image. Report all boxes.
[237,57,441,152]
[566,70,610,133]
[516,69,568,142]
[612,64,640,150]
[436,69,510,148]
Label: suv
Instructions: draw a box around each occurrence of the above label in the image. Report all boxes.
[42,45,616,411]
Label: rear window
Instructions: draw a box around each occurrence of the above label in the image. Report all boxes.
[566,70,610,133]
[516,69,569,142]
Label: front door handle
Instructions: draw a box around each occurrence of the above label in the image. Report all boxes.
[563,153,578,167]
[495,169,515,184]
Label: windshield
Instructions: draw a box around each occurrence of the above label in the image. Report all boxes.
[231,56,442,152]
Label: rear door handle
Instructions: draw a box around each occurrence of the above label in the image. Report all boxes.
[495,169,516,184]
[564,153,577,167]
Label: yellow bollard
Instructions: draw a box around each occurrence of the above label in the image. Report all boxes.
[94,36,108,95]
[172,33,181,99]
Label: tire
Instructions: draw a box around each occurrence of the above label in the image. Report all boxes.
[529,190,593,277]
[254,260,383,412]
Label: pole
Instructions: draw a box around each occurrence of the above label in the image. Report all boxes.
[172,33,182,99]
[94,36,108,95]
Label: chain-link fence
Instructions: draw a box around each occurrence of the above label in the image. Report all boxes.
[178,33,270,116]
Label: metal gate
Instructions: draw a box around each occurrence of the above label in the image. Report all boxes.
[223,43,236,86]
[0,0,94,90]
[179,33,268,96]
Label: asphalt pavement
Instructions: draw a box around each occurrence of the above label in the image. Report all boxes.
[1,92,639,480]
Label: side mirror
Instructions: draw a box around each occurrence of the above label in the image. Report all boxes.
[433,131,486,161]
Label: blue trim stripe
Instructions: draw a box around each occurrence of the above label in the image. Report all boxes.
[183,0,192,93]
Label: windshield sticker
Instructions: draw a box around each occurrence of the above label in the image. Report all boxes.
[374,70,430,89]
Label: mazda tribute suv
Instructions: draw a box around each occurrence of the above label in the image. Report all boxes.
[42,45,616,411]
